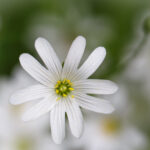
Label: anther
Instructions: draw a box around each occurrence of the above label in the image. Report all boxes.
[71,95,75,98]
[57,81,61,84]
[63,94,67,97]
[56,89,59,94]
[69,88,74,91]
[67,80,71,83]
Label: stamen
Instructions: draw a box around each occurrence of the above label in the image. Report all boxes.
[71,95,75,98]
[63,94,67,97]
[57,80,61,84]
[56,89,59,94]
[54,79,74,99]
[67,80,71,83]
[69,83,73,86]
[69,88,74,91]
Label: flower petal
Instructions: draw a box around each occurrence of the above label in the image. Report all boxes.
[10,84,50,105]
[74,79,118,95]
[35,38,62,79]
[19,54,55,85]
[74,47,106,80]
[22,96,57,121]
[62,36,86,79]
[75,93,114,114]
[50,101,65,144]
[65,98,83,138]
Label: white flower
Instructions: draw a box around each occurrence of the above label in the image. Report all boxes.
[80,117,147,150]
[71,85,147,150]
[0,105,64,150]
[0,68,66,150]
[10,36,118,144]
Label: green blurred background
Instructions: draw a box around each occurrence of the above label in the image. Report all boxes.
[0,0,149,77]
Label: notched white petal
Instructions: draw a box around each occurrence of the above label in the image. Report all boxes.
[74,47,106,80]
[65,98,83,138]
[50,101,65,144]
[22,97,57,122]
[75,93,114,114]
[9,84,50,105]
[62,36,86,79]
[74,79,118,95]
[35,37,62,79]
[19,53,55,85]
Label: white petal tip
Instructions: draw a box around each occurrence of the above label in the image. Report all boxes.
[110,107,115,113]
[108,82,119,94]
[19,53,30,63]
[72,129,83,138]
[9,95,17,105]
[77,35,86,40]
[36,37,45,41]
[96,47,106,55]
[75,134,81,138]
[113,84,119,93]
[9,92,24,105]
[104,106,115,114]
[73,132,83,139]
[35,37,47,46]
[22,117,29,122]
[53,139,63,145]
[75,36,86,45]
[22,114,32,122]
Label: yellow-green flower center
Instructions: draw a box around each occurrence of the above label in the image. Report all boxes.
[15,137,34,150]
[55,79,74,100]
[101,118,121,135]
[59,85,67,92]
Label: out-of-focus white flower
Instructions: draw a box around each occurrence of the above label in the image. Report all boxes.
[0,68,66,150]
[65,84,147,150]
[125,43,150,82]
[86,85,147,150]
[10,36,118,144]
[80,116,146,150]
[124,37,150,100]
[0,105,65,150]
[0,106,36,150]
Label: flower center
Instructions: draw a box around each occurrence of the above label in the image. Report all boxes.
[59,85,67,92]
[101,118,121,135]
[15,137,34,150]
[55,79,74,99]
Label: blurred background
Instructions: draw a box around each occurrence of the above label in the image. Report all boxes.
[0,0,150,150]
